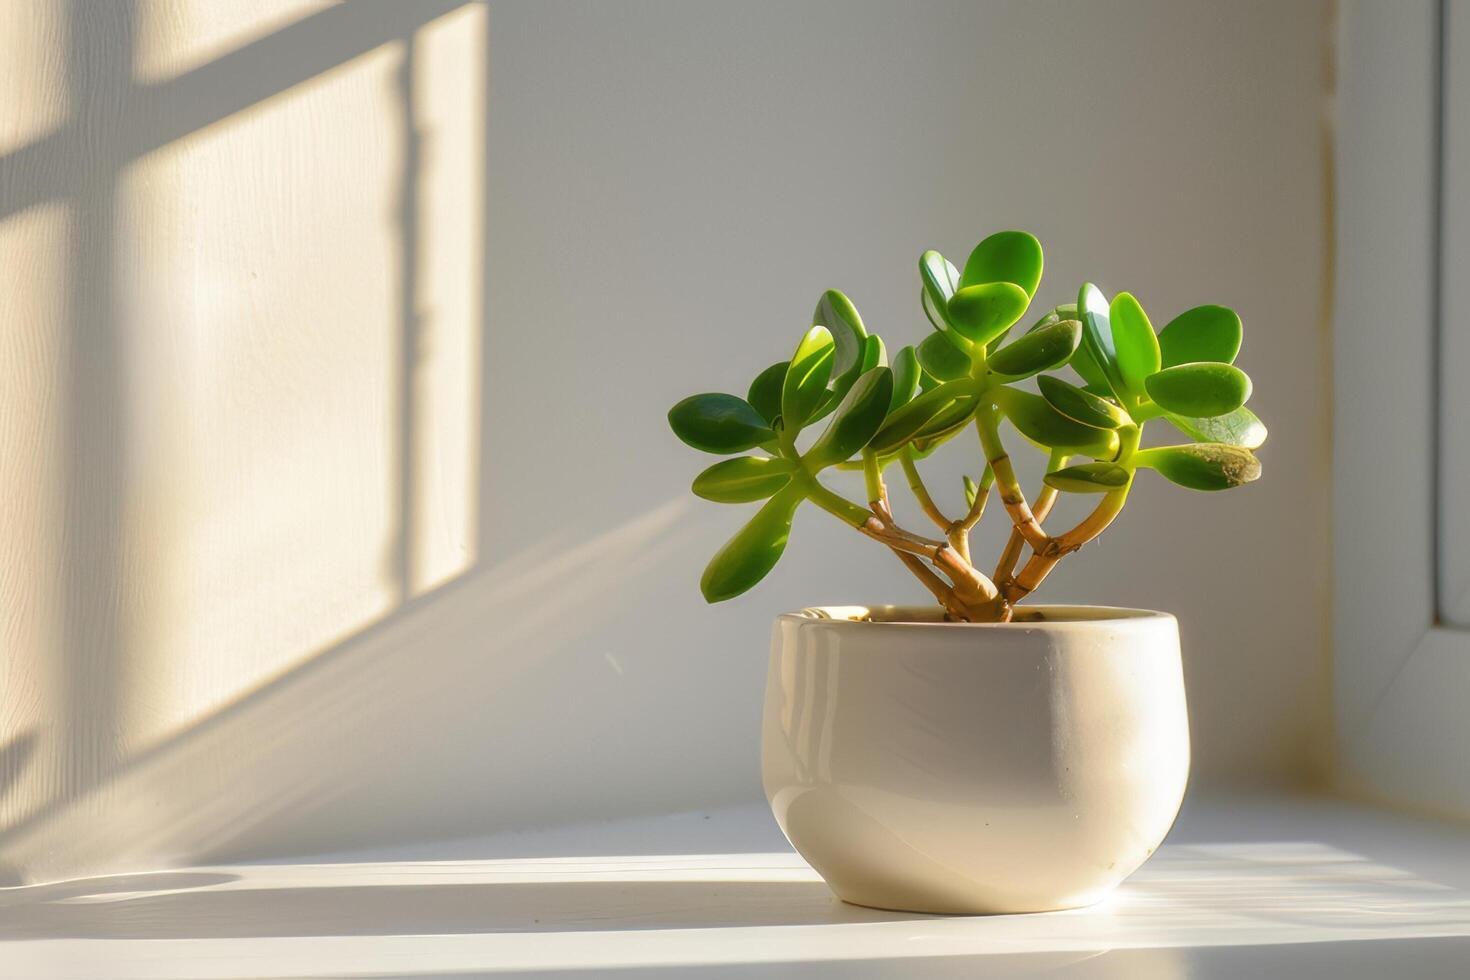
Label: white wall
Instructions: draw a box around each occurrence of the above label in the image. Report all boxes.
[0,0,1331,882]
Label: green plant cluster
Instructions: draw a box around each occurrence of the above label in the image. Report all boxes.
[668,231,1265,621]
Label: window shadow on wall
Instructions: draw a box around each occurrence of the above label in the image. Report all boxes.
[0,0,545,883]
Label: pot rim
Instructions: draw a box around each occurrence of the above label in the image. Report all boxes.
[780,603,1175,630]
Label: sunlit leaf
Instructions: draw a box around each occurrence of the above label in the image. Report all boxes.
[1164,405,1268,449]
[988,319,1081,379]
[947,282,1031,345]
[919,250,960,327]
[1078,282,1128,402]
[1043,461,1131,493]
[1110,292,1161,396]
[781,326,835,430]
[1159,304,1242,368]
[889,345,920,411]
[812,290,867,387]
[807,367,895,468]
[1037,374,1127,429]
[960,230,1044,297]
[994,386,1121,458]
[1135,443,1261,491]
[669,393,775,454]
[1144,362,1252,418]
[917,330,972,381]
[700,486,804,601]
[692,456,795,503]
[870,379,976,454]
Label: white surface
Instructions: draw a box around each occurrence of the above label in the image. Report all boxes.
[3,0,1332,881]
[5,794,1469,979]
[1334,0,1470,818]
[1440,0,1470,624]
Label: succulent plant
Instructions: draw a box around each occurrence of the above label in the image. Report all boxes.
[668,231,1265,622]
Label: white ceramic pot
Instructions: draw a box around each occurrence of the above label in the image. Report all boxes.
[762,604,1189,914]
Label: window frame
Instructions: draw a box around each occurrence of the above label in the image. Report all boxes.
[1334,0,1470,818]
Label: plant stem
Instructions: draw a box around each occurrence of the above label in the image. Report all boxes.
[899,447,951,532]
[976,405,1048,549]
[993,449,1067,583]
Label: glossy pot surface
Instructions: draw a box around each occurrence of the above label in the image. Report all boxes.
[762,604,1189,914]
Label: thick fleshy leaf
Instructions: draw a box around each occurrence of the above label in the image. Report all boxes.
[669,393,775,454]
[917,330,971,381]
[812,290,867,385]
[1144,362,1252,418]
[861,333,886,371]
[1159,304,1242,368]
[1043,462,1131,494]
[1037,375,1127,429]
[692,456,795,503]
[963,474,980,509]
[946,282,1030,345]
[921,286,947,331]
[1135,443,1261,491]
[747,361,787,425]
[700,486,804,601]
[781,326,835,430]
[919,250,960,326]
[913,394,978,440]
[960,231,1044,297]
[988,319,1082,379]
[1078,282,1127,402]
[870,379,976,454]
[994,386,1121,458]
[1071,339,1111,392]
[808,367,895,468]
[1110,292,1161,396]
[1164,405,1268,449]
[889,345,920,411]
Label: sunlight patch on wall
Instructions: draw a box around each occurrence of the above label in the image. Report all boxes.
[117,3,484,748]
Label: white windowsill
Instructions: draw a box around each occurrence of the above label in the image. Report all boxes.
[6,793,1470,978]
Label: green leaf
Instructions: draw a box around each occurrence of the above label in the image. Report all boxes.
[747,361,787,425]
[1144,362,1252,418]
[1071,339,1112,392]
[1043,462,1131,493]
[1159,304,1242,368]
[692,456,795,503]
[988,318,1082,379]
[919,250,960,326]
[870,379,976,455]
[1110,292,1161,396]
[917,331,971,381]
[960,231,1044,297]
[994,386,1121,458]
[807,367,895,468]
[963,474,980,509]
[1164,405,1268,449]
[1037,375,1127,429]
[669,393,775,454]
[861,333,886,371]
[1078,282,1128,402]
[946,282,1030,345]
[889,345,920,411]
[781,326,835,430]
[1135,443,1261,491]
[921,286,947,331]
[700,486,804,601]
[813,290,867,386]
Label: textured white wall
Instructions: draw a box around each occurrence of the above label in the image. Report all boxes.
[0,0,1331,882]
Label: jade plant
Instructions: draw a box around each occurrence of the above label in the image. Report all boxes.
[667,231,1265,623]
